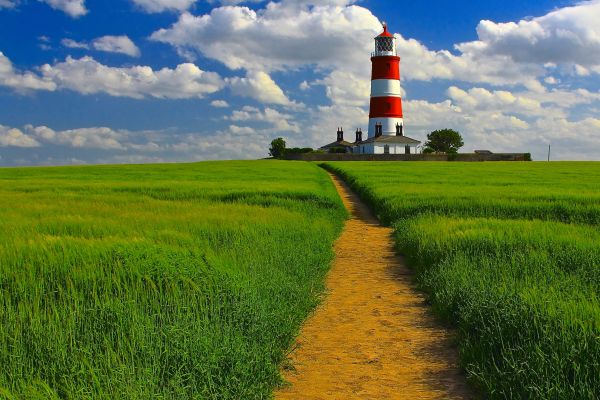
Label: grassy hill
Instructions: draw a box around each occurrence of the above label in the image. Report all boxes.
[324,161,600,399]
[0,161,346,398]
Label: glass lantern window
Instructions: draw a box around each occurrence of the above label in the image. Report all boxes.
[376,37,394,53]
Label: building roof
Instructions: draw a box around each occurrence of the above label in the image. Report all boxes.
[319,140,355,149]
[358,135,421,145]
[377,23,394,38]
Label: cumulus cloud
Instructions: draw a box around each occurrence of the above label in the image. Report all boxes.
[398,91,600,161]
[446,86,549,118]
[131,0,196,13]
[314,70,372,107]
[0,0,18,9]
[92,35,141,57]
[39,56,223,99]
[170,129,269,160]
[0,125,40,147]
[26,125,126,149]
[227,105,300,132]
[149,2,380,72]
[460,1,600,69]
[227,70,293,105]
[0,51,56,92]
[151,0,600,88]
[0,52,227,99]
[210,99,229,107]
[40,0,87,18]
[61,38,89,49]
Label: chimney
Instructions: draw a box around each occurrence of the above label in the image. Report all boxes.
[337,127,344,142]
[355,128,363,143]
[396,123,404,136]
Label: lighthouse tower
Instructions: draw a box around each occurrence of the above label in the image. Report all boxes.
[321,22,420,155]
[368,23,403,138]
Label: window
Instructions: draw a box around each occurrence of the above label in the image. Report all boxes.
[376,37,394,52]
[384,145,390,154]
[405,145,410,154]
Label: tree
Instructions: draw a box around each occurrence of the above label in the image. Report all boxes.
[269,137,286,158]
[424,129,464,153]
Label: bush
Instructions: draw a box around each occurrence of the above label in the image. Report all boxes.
[284,147,313,155]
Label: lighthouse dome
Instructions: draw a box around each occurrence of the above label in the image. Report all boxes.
[373,23,396,57]
[377,23,394,38]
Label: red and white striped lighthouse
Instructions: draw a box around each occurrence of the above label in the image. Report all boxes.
[368,23,404,138]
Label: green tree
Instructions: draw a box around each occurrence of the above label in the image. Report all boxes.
[424,129,464,153]
[269,137,286,158]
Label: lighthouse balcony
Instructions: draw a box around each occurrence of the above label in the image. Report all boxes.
[371,50,396,57]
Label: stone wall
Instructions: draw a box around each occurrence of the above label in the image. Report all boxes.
[281,153,531,162]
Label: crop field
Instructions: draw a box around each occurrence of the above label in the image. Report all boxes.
[324,161,600,399]
[0,161,346,399]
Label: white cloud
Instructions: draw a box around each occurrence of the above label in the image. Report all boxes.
[446,86,549,118]
[170,129,269,160]
[397,90,600,161]
[131,0,196,13]
[315,70,372,107]
[151,0,600,89]
[92,35,141,57]
[61,38,89,49]
[149,3,380,72]
[0,0,18,9]
[26,125,126,149]
[299,80,310,90]
[39,56,224,99]
[461,1,600,69]
[1,52,227,99]
[0,51,57,92]
[40,0,87,18]
[210,99,229,107]
[227,124,257,135]
[0,125,40,147]
[227,70,293,105]
[227,105,300,132]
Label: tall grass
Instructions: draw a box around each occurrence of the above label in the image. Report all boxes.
[324,162,600,399]
[0,161,346,399]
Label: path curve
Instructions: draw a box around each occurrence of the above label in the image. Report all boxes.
[275,173,474,399]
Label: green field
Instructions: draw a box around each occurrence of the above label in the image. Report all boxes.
[3,160,599,399]
[324,161,600,399]
[0,161,346,398]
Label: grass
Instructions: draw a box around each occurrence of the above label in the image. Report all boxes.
[323,161,600,399]
[0,160,346,399]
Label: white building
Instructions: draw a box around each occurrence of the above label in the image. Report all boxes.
[355,134,421,154]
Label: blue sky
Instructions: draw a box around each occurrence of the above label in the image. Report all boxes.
[1,0,599,165]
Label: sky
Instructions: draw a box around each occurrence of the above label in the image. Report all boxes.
[1,0,600,165]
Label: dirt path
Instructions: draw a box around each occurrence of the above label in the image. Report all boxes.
[275,173,474,400]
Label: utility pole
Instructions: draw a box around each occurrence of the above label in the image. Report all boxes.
[547,144,551,162]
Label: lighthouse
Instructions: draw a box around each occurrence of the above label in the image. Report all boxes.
[368,23,403,138]
[321,22,421,155]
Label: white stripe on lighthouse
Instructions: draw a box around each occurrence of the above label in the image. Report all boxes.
[368,117,404,137]
[370,79,402,98]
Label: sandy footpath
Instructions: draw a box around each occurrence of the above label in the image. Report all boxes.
[275,173,474,400]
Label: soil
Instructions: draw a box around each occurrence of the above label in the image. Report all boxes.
[275,173,474,400]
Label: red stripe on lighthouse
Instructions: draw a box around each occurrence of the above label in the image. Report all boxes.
[371,56,400,80]
[369,96,403,118]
